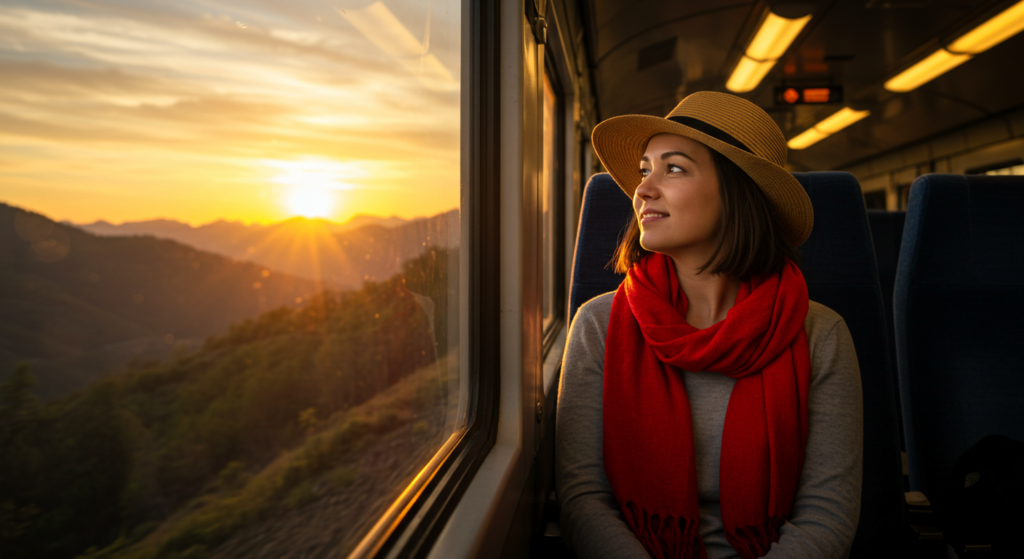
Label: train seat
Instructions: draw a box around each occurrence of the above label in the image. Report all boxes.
[561,172,905,555]
[792,172,905,554]
[567,173,634,326]
[894,173,1024,502]
[867,209,908,447]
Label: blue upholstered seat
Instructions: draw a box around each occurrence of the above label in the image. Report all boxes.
[894,173,1024,500]
[567,172,905,555]
[792,172,905,554]
[567,173,633,326]
[867,209,908,447]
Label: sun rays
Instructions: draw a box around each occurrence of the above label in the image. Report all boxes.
[263,158,364,220]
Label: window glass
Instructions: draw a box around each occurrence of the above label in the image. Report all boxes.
[985,164,1024,175]
[0,1,464,557]
[541,70,560,333]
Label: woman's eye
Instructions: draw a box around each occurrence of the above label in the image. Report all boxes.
[639,168,650,178]
[667,163,684,173]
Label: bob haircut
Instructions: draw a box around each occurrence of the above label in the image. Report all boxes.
[611,148,801,281]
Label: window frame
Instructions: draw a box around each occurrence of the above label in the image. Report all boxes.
[349,0,503,557]
[540,55,568,356]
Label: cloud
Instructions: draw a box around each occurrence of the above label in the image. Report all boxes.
[0,0,463,224]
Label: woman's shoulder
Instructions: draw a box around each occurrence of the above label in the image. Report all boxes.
[805,300,859,383]
[577,291,616,315]
[567,291,616,345]
[805,300,846,343]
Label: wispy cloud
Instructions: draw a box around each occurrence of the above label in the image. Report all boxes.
[0,0,461,225]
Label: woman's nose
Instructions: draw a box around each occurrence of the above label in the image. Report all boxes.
[635,175,658,200]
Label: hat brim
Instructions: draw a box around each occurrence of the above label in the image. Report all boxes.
[592,114,813,247]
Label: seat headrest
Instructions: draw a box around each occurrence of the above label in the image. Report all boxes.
[568,173,633,326]
[901,173,1024,286]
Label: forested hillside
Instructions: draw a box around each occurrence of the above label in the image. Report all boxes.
[0,247,457,559]
[0,204,322,397]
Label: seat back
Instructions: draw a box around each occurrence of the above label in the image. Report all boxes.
[567,173,632,326]
[867,209,907,446]
[793,172,905,553]
[566,172,906,552]
[895,173,1024,499]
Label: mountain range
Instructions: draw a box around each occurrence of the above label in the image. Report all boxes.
[73,211,459,289]
[1,203,324,397]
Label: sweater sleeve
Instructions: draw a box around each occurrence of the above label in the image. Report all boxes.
[555,295,652,559]
[765,317,864,559]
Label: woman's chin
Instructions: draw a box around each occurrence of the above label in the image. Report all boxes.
[639,236,670,255]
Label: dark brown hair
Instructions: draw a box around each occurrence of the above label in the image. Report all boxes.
[610,148,800,281]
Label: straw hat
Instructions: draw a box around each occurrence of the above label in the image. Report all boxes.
[592,91,813,246]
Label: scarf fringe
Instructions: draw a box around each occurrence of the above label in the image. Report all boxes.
[622,501,706,559]
[725,516,785,559]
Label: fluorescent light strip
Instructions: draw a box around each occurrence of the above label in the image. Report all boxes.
[747,12,813,61]
[787,128,830,150]
[726,56,777,93]
[884,49,971,92]
[787,108,870,150]
[885,0,1024,92]
[726,12,811,93]
[949,0,1024,54]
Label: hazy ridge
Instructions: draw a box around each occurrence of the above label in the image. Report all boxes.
[1,203,316,397]
[73,211,459,289]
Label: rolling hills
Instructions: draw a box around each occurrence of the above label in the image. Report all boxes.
[0,203,323,397]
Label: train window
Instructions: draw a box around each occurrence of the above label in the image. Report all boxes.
[986,164,1024,175]
[966,158,1024,176]
[0,1,470,558]
[541,66,564,337]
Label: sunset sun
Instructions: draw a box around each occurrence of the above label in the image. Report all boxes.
[264,158,362,219]
[286,186,336,218]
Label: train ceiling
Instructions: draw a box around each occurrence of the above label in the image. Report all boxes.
[578,0,1024,171]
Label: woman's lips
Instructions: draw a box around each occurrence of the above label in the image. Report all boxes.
[640,212,669,224]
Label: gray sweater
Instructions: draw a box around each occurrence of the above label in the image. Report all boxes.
[555,293,863,559]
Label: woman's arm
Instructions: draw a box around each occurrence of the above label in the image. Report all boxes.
[556,295,651,559]
[765,316,864,558]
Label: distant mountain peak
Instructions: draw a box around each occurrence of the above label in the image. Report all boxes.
[337,214,410,232]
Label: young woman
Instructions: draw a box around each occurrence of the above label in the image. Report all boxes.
[555,91,863,559]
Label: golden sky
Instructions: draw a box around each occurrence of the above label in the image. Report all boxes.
[0,0,461,225]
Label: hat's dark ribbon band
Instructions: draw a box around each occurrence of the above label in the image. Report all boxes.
[668,116,753,154]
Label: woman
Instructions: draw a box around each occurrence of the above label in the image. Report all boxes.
[555,91,863,559]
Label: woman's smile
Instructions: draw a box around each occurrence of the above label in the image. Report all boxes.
[639,208,670,225]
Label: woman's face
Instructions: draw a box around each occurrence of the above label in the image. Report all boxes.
[634,133,722,260]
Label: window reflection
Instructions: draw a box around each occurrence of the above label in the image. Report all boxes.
[541,70,560,333]
[0,1,463,557]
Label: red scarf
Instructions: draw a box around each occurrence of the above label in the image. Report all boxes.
[603,253,811,559]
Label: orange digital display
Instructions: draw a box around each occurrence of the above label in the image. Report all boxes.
[803,88,832,103]
[774,85,842,105]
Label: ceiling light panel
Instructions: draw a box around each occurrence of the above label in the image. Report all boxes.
[815,107,871,134]
[726,11,811,93]
[746,12,812,61]
[726,56,777,93]
[884,49,971,92]
[882,0,1024,93]
[787,108,870,150]
[787,127,830,150]
[948,0,1024,54]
